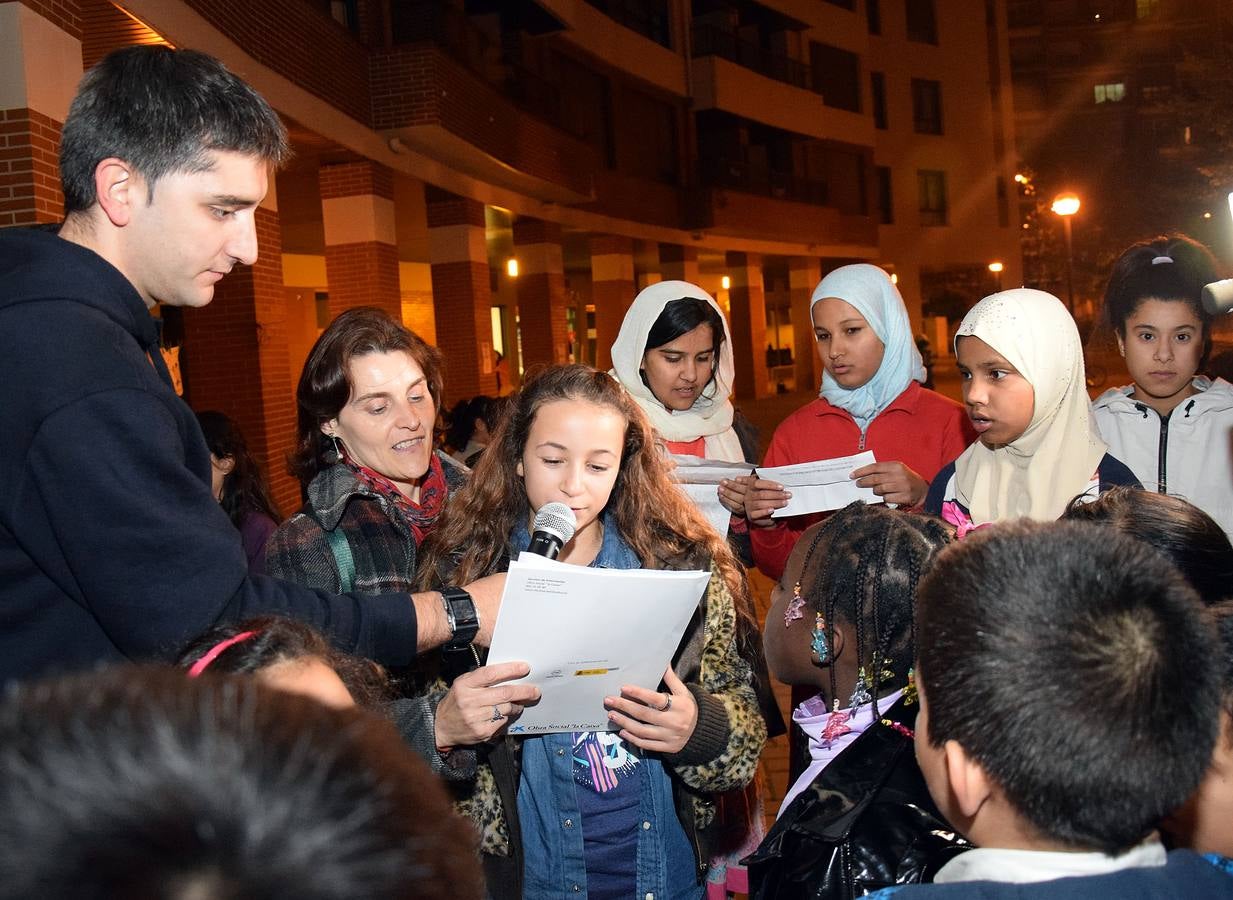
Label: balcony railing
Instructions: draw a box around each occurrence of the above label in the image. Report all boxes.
[583,0,671,48]
[700,156,830,206]
[690,23,816,94]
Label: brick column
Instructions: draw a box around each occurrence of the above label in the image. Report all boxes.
[427,186,496,402]
[320,161,400,319]
[0,1,82,226]
[590,234,635,371]
[726,251,771,399]
[513,216,568,368]
[181,185,300,516]
[789,256,823,393]
[659,243,699,284]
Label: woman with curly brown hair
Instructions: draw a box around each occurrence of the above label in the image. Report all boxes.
[417,364,768,900]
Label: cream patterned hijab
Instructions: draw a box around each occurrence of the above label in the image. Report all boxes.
[609,280,744,460]
[953,289,1107,524]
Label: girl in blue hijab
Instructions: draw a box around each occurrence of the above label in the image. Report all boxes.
[743,264,975,580]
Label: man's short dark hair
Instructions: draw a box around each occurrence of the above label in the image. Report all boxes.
[917,520,1221,855]
[0,666,481,900]
[60,45,289,214]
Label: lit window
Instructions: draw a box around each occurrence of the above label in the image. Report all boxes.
[1094,82,1126,104]
[1136,0,1160,18]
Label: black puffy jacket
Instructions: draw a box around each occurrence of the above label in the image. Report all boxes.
[744,696,969,899]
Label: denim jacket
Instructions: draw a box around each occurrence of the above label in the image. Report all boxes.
[514,516,699,899]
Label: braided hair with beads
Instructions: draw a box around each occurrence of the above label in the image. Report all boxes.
[795,501,952,718]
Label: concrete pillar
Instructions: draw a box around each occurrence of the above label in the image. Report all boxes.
[0,1,82,226]
[513,216,569,368]
[659,243,700,285]
[789,256,823,393]
[726,251,771,399]
[590,234,635,371]
[426,186,497,401]
[320,161,400,319]
[181,185,300,516]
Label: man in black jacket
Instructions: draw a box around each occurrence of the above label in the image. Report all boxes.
[0,46,507,684]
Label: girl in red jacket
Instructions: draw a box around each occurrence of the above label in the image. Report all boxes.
[744,265,973,580]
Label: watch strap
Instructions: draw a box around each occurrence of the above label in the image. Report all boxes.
[440,586,479,651]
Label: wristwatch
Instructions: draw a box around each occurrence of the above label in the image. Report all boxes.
[440,586,479,651]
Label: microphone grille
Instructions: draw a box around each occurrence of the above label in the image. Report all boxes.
[533,501,577,543]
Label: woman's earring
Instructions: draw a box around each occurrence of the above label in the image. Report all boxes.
[810,612,830,663]
[324,433,343,465]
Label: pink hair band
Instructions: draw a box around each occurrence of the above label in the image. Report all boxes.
[187,630,258,677]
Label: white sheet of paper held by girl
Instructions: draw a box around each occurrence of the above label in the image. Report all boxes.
[485,554,711,733]
[759,450,883,518]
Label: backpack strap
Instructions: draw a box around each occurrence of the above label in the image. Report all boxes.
[311,512,356,594]
[323,525,356,593]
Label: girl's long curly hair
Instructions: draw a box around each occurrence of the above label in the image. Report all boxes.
[418,364,759,643]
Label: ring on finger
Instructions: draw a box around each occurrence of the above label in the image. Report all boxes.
[656,694,672,712]
[490,704,505,722]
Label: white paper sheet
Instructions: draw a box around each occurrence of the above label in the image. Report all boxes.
[759,450,884,518]
[669,455,754,485]
[678,483,731,539]
[669,455,755,540]
[485,554,711,734]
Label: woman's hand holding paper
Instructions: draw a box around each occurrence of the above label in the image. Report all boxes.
[434,661,540,751]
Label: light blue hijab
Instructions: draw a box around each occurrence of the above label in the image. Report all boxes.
[813,264,925,431]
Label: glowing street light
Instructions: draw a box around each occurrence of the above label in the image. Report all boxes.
[988,261,1004,291]
[720,275,731,290]
[1051,192,1081,313]
[506,258,519,278]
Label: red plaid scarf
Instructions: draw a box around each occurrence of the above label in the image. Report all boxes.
[349,453,449,544]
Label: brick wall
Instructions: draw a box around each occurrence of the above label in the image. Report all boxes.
[181,207,300,517]
[324,241,401,319]
[186,0,370,124]
[372,45,599,198]
[0,108,63,226]
[430,260,496,402]
[13,0,82,38]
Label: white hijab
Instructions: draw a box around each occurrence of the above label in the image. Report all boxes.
[953,289,1107,524]
[609,280,744,460]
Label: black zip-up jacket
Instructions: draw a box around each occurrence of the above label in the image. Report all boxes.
[0,227,419,684]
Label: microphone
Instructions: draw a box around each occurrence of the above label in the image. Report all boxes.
[1202,279,1233,315]
[527,502,577,560]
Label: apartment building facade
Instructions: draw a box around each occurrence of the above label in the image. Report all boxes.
[2,0,1021,510]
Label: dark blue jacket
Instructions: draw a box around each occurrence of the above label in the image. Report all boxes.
[0,227,419,683]
[869,851,1233,899]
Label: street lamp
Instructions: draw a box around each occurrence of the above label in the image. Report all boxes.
[988,261,1004,291]
[1051,192,1081,313]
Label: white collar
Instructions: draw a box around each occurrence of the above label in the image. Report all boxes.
[934,836,1166,884]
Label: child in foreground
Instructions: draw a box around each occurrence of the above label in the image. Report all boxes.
[745,502,968,898]
[872,520,1231,897]
[417,364,768,900]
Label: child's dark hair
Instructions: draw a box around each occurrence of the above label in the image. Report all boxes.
[796,502,952,715]
[917,520,1221,854]
[196,410,281,526]
[1063,487,1233,607]
[60,46,288,215]
[642,296,727,395]
[177,616,390,708]
[1213,603,1233,725]
[1102,233,1220,366]
[0,666,481,900]
[445,395,500,452]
